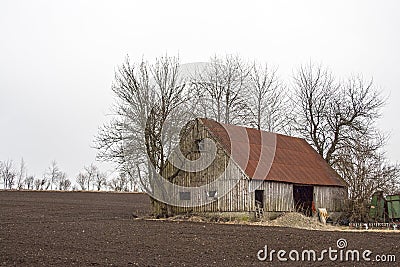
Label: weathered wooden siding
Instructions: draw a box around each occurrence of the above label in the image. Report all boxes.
[249,180,295,212]
[314,185,348,212]
[157,119,348,215]
[167,164,250,213]
[159,119,251,214]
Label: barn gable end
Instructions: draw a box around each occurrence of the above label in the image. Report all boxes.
[159,119,250,214]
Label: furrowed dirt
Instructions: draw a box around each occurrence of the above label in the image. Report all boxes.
[1,191,399,266]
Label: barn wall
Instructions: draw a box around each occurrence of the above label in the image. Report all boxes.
[158,119,348,215]
[159,119,251,214]
[314,185,348,212]
[167,165,250,213]
[249,180,295,212]
[249,181,347,213]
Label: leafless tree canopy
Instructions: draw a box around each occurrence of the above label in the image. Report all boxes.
[76,172,87,190]
[83,164,98,191]
[16,158,26,190]
[93,171,107,191]
[74,164,107,191]
[248,62,291,132]
[42,161,70,191]
[189,55,291,132]
[108,172,129,191]
[1,54,397,210]
[94,55,399,211]
[292,63,399,203]
[1,160,16,189]
[191,55,252,125]
[293,64,384,164]
[25,175,35,190]
[95,55,192,195]
[335,133,400,201]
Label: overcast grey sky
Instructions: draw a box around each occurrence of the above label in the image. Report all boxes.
[1,0,399,181]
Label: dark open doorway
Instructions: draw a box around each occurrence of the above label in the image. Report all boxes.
[293,185,313,216]
[255,190,264,208]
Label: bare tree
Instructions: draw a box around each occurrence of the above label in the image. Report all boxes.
[1,160,16,189]
[127,169,139,192]
[292,63,384,165]
[44,176,51,190]
[58,173,71,191]
[34,178,41,190]
[16,158,27,190]
[192,55,251,125]
[58,172,71,191]
[84,164,98,191]
[96,56,156,191]
[45,161,62,190]
[248,63,290,132]
[42,161,69,190]
[95,55,196,216]
[93,171,107,191]
[62,179,71,190]
[33,175,48,190]
[95,55,190,193]
[76,172,87,190]
[108,173,129,191]
[292,63,399,209]
[293,64,337,160]
[335,134,400,201]
[25,175,35,190]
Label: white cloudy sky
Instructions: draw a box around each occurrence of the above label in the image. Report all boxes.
[1,0,399,180]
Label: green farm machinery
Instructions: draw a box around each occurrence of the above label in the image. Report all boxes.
[349,191,400,230]
[369,191,400,223]
[386,194,400,221]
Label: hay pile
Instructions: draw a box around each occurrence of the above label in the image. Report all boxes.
[167,214,233,223]
[158,212,338,231]
[168,214,208,222]
[261,212,331,230]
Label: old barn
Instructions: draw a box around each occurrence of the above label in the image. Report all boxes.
[157,118,348,219]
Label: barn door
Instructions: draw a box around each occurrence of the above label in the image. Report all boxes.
[255,190,264,208]
[293,185,313,216]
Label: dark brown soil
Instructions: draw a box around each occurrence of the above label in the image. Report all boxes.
[1,191,399,266]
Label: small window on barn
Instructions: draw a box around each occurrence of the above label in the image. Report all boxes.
[207,190,217,198]
[179,191,191,200]
[194,139,205,152]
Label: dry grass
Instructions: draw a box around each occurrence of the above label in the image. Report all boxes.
[164,212,400,233]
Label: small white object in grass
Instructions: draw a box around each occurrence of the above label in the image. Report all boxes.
[317,208,328,224]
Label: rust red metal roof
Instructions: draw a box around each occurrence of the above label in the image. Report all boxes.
[200,118,347,187]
